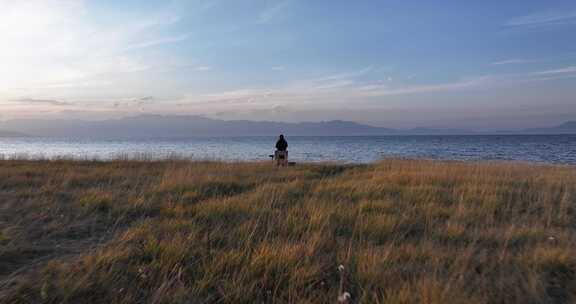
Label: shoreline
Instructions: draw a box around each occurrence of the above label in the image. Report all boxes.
[0,155,574,167]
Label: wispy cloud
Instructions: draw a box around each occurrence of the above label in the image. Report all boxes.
[491,58,536,65]
[111,96,157,112]
[125,34,191,51]
[8,63,576,123]
[10,98,72,106]
[193,66,213,71]
[172,68,485,111]
[355,79,485,97]
[479,65,576,85]
[528,66,576,76]
[506,10,576,26]
[257,0,292,24]
[166,64,576,116]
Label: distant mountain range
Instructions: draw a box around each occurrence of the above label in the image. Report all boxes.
[0,115,575,138]
[518,121,576,134]
[0,130,28,137]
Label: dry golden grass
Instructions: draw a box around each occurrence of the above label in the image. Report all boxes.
[0,159,575,303]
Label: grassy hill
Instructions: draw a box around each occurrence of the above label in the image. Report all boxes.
[0,159,575,303]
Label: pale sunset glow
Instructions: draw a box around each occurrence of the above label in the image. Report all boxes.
[0,0,575,129]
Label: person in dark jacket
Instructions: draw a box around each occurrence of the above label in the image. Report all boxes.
[275,134,288,151]
[274,135,288,166]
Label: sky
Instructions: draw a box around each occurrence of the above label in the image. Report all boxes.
[0,0,575,130]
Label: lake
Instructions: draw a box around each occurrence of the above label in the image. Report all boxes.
[0,135,575,164]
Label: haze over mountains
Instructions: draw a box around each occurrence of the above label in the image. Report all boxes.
[0,130,27,137]
[0,115,575,138]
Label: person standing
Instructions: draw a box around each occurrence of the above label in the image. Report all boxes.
[275,134,288,166]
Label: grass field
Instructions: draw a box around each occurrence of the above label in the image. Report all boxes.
[0,159,575,303]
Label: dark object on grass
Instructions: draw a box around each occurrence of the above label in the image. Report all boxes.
[274,151,288,166]
[274,135,289,166]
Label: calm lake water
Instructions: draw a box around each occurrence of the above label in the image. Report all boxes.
[0,135,575,164]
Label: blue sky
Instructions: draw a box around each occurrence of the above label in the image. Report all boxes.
[0,0,575,130]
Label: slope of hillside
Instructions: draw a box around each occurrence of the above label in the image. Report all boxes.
[0,115,397,138]
[0,130,27,137]
[0,159,575,303]
[522,121,576,134]
[2,115,576,137]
